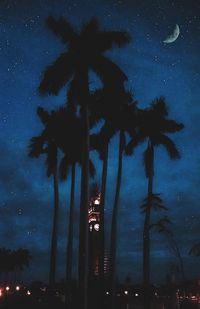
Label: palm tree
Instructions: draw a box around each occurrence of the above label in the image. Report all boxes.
[29,107,59,288]
[91,89,137,309]
[38,16,130,308]
[58,111,96,309]
[109,99,137,309]
[151,216,185,281]
[90,123,113,282]
[126,97,184,309]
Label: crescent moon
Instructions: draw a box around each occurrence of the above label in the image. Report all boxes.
[163,24,180,44]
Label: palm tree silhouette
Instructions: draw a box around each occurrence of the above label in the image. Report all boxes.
[58,110,95,309]
[90,127,110,278]
[29,107,59,288]
[151,216,185,282]
[126,97,184,309]
[109,99,137,309]
[38,16,130,308]
[91,89,137,308]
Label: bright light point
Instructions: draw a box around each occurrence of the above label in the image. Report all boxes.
[27,290,31,296]
[94,223,99,231]
[94,199,100,205]
[124,290,128,295]
[106,291,109,295]
[16,286,20,291]
[0,290,2,297]
[135,293,139,297]
[6,286,10,291]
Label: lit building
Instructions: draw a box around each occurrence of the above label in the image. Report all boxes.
[88,188,110,278]
[88,191,101,277]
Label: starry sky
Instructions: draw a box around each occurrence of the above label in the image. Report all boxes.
[0,0,200,284]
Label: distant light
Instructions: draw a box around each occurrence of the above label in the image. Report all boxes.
[40,287,46,292]
[135,293,139,297]
[106,291,109,295]
[155,292,158,296]
[0,289,3,297]
[27,290,31,296]
[5,286,10,291]
[16,286,20,291]
[94,199,100,205]
[94,223,99,231]
[124,290,128,295]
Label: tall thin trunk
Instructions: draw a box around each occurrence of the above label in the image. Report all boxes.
[143,141,154,309]
[66,163,76,308]
[99,144,108,280]
[78,70,89,309]
[110,130,124,309]
[49,165,59,288]
[99,143,108,308]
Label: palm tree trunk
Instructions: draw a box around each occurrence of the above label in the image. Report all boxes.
[78,69,89,309]
[66,163,76,308]
[143,141,154,309]
[49,166,59,288]
[99,143,108,307]
[110,130,125,309]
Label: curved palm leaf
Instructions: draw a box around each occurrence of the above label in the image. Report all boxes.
[47,16,78,44]
[39,52,74,96]
[189,243,200,256]
[155,134,180,159]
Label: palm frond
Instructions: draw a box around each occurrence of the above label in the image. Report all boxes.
[46,16,77,43]
[81,17,99,35]
[28,135,46,158]
[151,97,168,117]
[94,31,131,52]
[91,55,127,86]
[125,133,145,155]
[162,119,184,133]
[141,194,167,212]
[37,107,50,125]
[39,52,74,96]
[189,243,200,256]
[157,134,180,159]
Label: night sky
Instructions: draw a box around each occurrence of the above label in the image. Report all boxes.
[1,0,200,284]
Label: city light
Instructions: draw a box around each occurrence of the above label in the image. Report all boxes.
[5,286,10,291]
[135,293,139,297]
[94,199,100,205]
[124,290,128,295]
[94,223,99,231]
[27,290,31,296]
[0,289,3,297]
[16,286,20,291]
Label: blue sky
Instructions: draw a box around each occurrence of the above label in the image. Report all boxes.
[0,0,200,284]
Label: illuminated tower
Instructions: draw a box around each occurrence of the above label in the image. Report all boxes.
[88,189,101,277]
